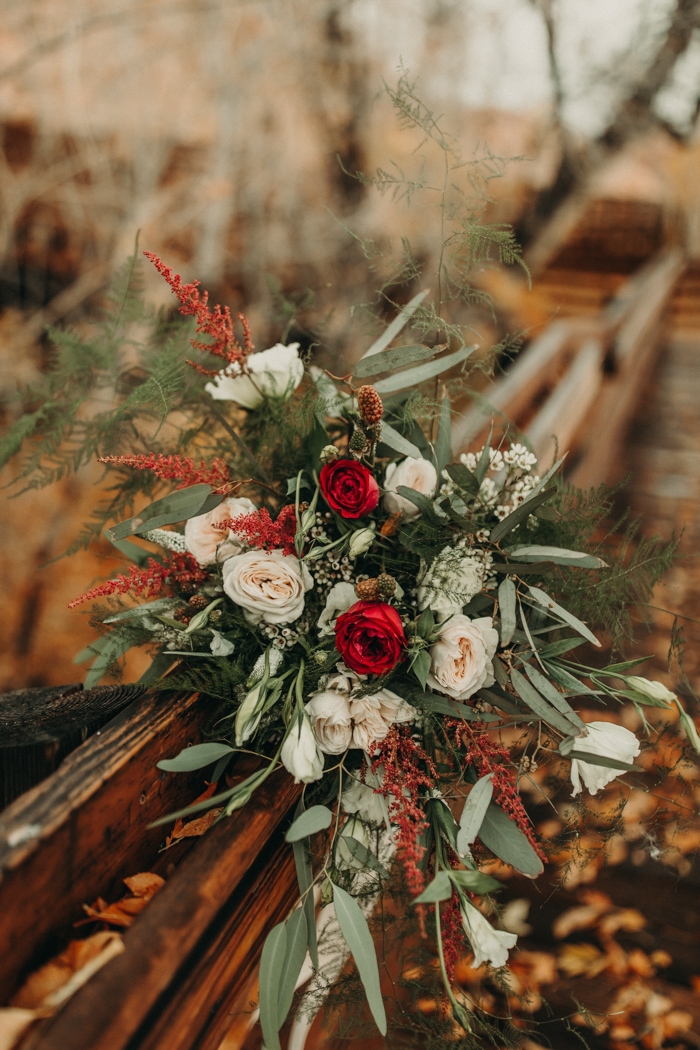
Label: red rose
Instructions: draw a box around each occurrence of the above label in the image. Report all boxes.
[335,600,406,676]
[319,459,379,519]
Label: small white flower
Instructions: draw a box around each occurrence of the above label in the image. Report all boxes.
[223,549,313,625]
[317,581,357,637]
[384,457,438,518]
[460,901,518,969]
[428,615,499,700]
[281,713,324,783]
[205,343,304,409]
[184,496,257,566]
[210,629,234,656]
[626,677,676,705]
[570,721,641,796]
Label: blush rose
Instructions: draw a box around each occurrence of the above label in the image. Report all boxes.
[319,460,379,519]
[184,496,257,566]
[427,615,499,700]
[222,549,313,625]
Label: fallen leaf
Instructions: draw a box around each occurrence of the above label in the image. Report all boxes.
[123,872,165,899]
[164,808,222,849]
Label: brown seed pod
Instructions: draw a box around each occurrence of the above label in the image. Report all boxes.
[173,607,193,623]
[355,577,380,601]
[357,385,384,424]
[188,594,209,610]
[349,428,368,452]
[376,573,397,598]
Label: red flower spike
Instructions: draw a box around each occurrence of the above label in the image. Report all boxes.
[99,453,232,493]
[217,505,298,556]
[144,252,253,376]
[68,552,207,608]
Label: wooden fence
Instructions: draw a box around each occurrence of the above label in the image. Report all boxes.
[0,246,686,1050]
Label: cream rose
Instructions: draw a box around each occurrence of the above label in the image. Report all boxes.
[350,688,417,751]
[384,457,438,518]
[205,342,304,409]
[184,496,256,565]
[427,615,499,700]
[222,549,312,624]
[306,689,353,754]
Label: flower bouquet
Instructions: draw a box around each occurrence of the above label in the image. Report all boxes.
[5,247,697,1047]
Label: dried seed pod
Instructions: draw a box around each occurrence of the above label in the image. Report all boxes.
[188,594,209,610]
[349,429,368,452]
[355,577,380,601]
[357,385,383,424]
[173,607,193,624]
[376,573,397,598]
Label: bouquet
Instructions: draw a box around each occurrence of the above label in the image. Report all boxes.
[5,248,697,1047]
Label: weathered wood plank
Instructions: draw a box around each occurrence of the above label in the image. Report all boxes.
[23,770,300,1050]
[0,688,218,1002]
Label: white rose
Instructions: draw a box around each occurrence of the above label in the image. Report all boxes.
[184,496,256,565]
[306,689,353,754]
[350,688,417,751]
[570,720,641,796]
[626,677,676,705]
[460,901,518,969]
[341,778,387,824]
[222,549,312,624]
[317,581,358,637]
[384,457,438,518]
[281,713,324,784]
[417,550,485,618]
[427,615,499,700]
[205,343,304,409]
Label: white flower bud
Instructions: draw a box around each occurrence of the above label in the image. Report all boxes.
[320,444,340,464]
[235,682,266,746]
[460,901,517,969]
[281,714,325,784]
[348,525,376,558]
[626,676,676,705]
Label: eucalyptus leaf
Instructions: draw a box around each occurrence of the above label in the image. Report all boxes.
[395,486,445,520]
[352,343,436,378]
[373,345,475,394]
[474,428,493,484]
[444,461,480,495]
[603,657,652,674]
[259,922,287,1050]
[74,635,110,664]
[277,909,308,1027]
[457,774,493,853]
[567,750,639,772]
[342,837,390,878]
[103,598,178,624]
[537,638,585,659]
[137,651,178,684]
[506,545,607,569]
[543,661,602,695]
[332,883,387,1036]
[104,533,152,565]
[478,802,544,876]
[108,484,222,540]
[435,396,452,474]
[360,289,429,359]
[510,667,578,735]
[157,741,235,773]
[293,836,318,968]
[412,870,453,903]
[449,868,502,894]
[285,804,333,842]
[527,586,601,647]
[379,422,422,459]
[523,663,585,730]
[411,649,432,690]
[410,691,500,722]
[489,487,558,544]
[498,577,516,646]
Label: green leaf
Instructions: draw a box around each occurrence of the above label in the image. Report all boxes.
[527,453,567,499]
[353,343,436,378]
[103,598,177,624]
[478,802,544,877]
[510,667,579,735]
[379,422,422,459]
[449,869,502,894]
[157,741,235,773]
[360,289,429,359]
[415,608,435,640]
[411,648,432,690]
[543,661,602,696]
[293,836,318,969]
[444,461,480,496]
[259,922,287,1050]
[108,484,222,540]
[567,750,639,772]
[410,691,500,722]
[104,533,152,565]
[527,586,601,647]
[489,487,558,544]
[341,837,389,878]
[498,577,516,647]
[332,883,387,1036]
[523,663,585,730]
[285,805,333,842]
[474,429,493,484]
[506,545,608,569]
[675,699,700,754]
[74,635,110,664]
[603,657,652,674]
[413,870,453,903]
[395,486,445,521]
[84,631,139,689]
[277,909,308,1028]
[434,396,452,474]
[457,774,493,854]
[372,345,476,394]
[537,638,584,659]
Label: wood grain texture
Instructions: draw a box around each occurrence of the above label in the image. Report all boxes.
[0,688,216,1001]
[23,769,300,1050]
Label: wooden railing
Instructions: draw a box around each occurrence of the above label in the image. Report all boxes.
[0,246,686,1050]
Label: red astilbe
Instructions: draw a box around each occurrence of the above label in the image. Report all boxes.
[99,453,233,493]
[449,722,546,862]
[217,505,298,556]
[68,552,207,609]
[144,252,254,376]
[440,891,468,981]
[371,725,438,899]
